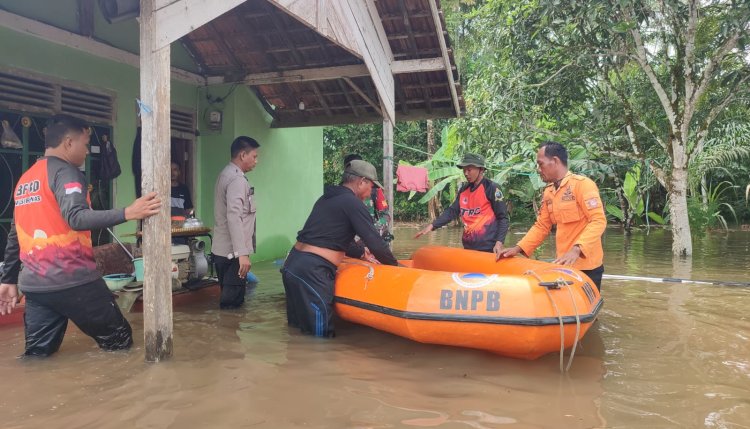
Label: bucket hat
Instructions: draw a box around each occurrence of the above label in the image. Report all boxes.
[456,153,486,168]
[345,160,383,188]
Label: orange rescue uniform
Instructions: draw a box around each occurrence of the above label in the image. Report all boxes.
[517,173,606,270]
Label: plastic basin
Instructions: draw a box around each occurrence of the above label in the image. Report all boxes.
[103,273,135,291]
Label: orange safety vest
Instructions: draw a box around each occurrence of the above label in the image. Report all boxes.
[13,158,98,290]
[458,179,504,250]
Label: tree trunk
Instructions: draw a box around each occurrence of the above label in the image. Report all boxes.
[668,166,693,256]
[426,120,441,221]
[613,175,631,233]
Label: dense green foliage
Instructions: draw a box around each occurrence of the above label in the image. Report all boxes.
[323,0,750,243]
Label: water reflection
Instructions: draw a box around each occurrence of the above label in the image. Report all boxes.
[0,226,748,427]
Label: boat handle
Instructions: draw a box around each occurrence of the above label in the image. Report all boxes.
[538,280,574,289]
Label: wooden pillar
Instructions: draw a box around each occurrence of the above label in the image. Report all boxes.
[383,118,394,235]
[140,0,173,362]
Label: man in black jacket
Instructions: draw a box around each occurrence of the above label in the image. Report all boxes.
[282,160,398,338]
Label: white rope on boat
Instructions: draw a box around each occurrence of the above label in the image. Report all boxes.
[563,281,581,372]
[526,269,566,372]
[339,260,375,289]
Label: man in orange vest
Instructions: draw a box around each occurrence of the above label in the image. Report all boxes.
[0,114,161,356]
[414,153,509,259]
[499,141,606,290]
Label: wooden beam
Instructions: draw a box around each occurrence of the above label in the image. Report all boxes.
[258,1,333,118]
[155,0,180,8]
[337,79,361,117]
[391,58,446,74]
[300,95,454,112]
[140,0,173,362]
[395,80,409,115]
[239,64,367,85]
[153,0,247,50]
[230,59,446,86]
[178,38,209,75]
[343,77,382,116]
[0,9,204,85]
[394,49,444,59]
[380,12,432,21]
[258,81,454,100]
[208,21,244,72]
[383,117,394,237]
[310,83,333,116]
[249,87,279,121]
[270,107,458,128]
[266,0,360,55]
[428,0,461,116]
[269,0,396,123]
[396,0,432,113]
[334,0,395,123]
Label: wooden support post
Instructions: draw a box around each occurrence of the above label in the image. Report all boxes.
[140,0,173,362]
[383,118,394,235]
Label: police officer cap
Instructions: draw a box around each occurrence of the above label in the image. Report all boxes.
[457,153,486,168]
[345,160,384,189]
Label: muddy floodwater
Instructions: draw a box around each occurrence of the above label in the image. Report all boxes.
[1,226,749,428]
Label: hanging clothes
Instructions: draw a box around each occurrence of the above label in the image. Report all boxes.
[131,127,142,197]
[396,165,429,192]
[99,135,121,181]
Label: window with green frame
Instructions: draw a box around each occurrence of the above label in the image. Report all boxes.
[0,110,114,253]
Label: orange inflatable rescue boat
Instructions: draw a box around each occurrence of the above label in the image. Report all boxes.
[335,246,603,359]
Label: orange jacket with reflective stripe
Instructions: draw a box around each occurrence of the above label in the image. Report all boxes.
[517,173,606,270]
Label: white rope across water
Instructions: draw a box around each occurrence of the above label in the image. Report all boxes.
[603,274,750,287]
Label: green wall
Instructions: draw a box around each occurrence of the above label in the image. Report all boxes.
[0,25,196,229]
[198,85,323,261]
[0,24,324,261]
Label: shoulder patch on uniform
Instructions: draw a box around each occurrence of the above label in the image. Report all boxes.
[585,197,600,209]
[64,182,83,195]
[494,188,504,201]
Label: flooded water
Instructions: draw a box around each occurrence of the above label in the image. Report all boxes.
[1,226,749,428]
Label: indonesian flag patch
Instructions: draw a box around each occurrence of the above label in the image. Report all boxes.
[585,197,600,209]
[64,182,83,195]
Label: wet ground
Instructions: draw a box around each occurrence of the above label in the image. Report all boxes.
[0,226,748,428]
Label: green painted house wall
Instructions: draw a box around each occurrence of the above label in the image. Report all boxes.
[0,23,324,261]
[197,85,323,261]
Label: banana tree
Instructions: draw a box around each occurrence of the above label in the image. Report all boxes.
[606,164,665,232]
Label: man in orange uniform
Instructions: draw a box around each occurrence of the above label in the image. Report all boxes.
[414,153,509,259]
[499,141,606,290]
